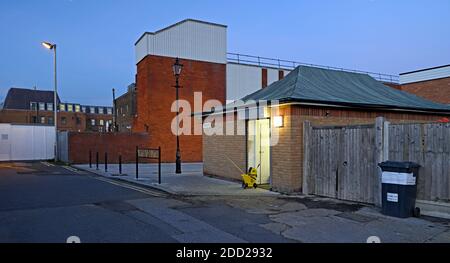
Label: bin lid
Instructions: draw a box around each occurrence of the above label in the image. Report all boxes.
[378,161,421,169]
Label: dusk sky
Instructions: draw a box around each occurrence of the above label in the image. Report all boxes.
[1,0,449,106]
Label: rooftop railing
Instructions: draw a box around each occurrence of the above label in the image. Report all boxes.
[227,52,400,84]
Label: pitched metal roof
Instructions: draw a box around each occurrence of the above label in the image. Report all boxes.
[3,88,60,110]
[241,66,450,113]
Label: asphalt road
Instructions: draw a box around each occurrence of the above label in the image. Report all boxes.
[0,162,290,243]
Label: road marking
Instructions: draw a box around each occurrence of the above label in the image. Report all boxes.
[92,176,167,197]
[41,161,54,167]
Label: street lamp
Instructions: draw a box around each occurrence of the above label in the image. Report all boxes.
[42,41,58,161]
[173,57,183,174]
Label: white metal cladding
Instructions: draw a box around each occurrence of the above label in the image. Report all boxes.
[267,68,279,86]
[400,65,450,84]
[0,123,55,161]
[227,63,262,101]
[135,20,227,64]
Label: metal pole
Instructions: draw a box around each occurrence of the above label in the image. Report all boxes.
[135,146,139,179]
[158,146,161,184]
[112,88,117,132]
[89,150,92,168]
[105,152,108,172]
[53,45,58,162]
[96,152,99,170]
[175,70,182,174]
[119,155,122,174]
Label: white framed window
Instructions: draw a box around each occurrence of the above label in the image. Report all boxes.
[30,102,37,110]
[90,107,95,114]
[46,103,53,111]
[39,102,45,111]
[98,107,104,115]
[40,116,45,124]
[59,104,66,111]
[91,119,96,126]
[82,106,87,113]
[75,105,80,112]
[67,104,73,112]
[107,108,112,115]
[99,119,104,126]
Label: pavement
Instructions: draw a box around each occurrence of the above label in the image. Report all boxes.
[73,163,278,197]
[1,161,449,243]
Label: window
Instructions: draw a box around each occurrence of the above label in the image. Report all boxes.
[75,105,81,112]
[67,104,73,112]
[47,103,53,111]
[82,106,87,113]
[59,104,66,111]
[91,119,96,126]
[48,117,54,125]
[61,117,67,125]
[39,102,45,111]
[40,116,45,124]
[30,102,37,111]
[126,105,129,113]
[90,107,95,114]
[31,116,38,123]
[76,117,81,125]
[107,108,112,115]
[98,107,104,115]
[99,119,104,126]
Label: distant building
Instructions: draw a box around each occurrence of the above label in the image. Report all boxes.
[399,65,450,104]
[0,87,113,132]
[115,83,136,132]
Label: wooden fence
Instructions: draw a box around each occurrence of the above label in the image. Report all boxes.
[304,118,450,206]
[388,123,450,202]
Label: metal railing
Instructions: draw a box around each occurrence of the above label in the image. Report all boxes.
[227,52,400,84]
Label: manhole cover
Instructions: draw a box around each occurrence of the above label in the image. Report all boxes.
[336,212,377,223]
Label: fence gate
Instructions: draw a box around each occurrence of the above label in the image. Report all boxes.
[306,124,378,204]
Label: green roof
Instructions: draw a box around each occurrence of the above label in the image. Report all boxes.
[241,66,450,113]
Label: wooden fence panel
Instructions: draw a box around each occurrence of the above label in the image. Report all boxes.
[388,123,450,202]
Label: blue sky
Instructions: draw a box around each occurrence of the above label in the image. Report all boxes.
[0,0,449,106]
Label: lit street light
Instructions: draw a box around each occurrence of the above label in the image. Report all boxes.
[42,41,58,161]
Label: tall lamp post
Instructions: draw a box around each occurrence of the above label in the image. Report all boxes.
[172,57,183,174]
[42,41,58,161]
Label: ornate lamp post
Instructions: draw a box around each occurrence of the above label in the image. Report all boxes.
[173,57,183,174]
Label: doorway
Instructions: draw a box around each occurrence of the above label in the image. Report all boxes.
[247,119,271,185]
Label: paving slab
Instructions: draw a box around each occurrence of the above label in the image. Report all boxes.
[74,163,278,197]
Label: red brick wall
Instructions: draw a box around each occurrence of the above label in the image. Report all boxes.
[67,132,150,164]
[261,68,268,88]
[400,77,450,104]
[133,55,226,162]
[383,82,402,90]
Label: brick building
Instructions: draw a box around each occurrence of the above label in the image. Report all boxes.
[133,19,403,163]
[115,83,137,132]
[399,65,450,104]
[0,88,113,132]
[201,66,450,193]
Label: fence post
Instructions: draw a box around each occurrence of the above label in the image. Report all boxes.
[158,146,161,184]
[96,151,99,170]
[119,155,122,174]
[374,117,386,207]
[89,150,92,168]
[105,152,108,172]
[135,146,139,180]
[302,121,312,195]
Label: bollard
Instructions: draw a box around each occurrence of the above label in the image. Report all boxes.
[135,146,139,179]
[105,152,108,172]
[158,147,161,184]
[119,155,122,174]
[89,150,92,168]
[96,152,99,170]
